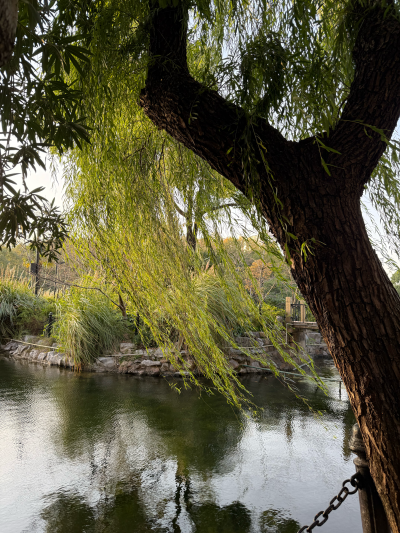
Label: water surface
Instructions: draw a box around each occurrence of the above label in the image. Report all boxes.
[0,357,361,533]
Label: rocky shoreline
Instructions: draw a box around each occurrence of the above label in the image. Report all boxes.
[1,330,329,376]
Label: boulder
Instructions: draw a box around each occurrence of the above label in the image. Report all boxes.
[37,352,48,362]
[120,343,136,354]
[230,353,247,363]
[97,357,116,369]
[146,367,160,375]
[30,350,40,361]
[118,361,132,373]
[160,363,170,373]
[153,348,164,359]
[228,359,240,369]
[4,341,18,352]
[15,344,29,356]
[51,354,64,366]
[140,360,161,367]
[127,363,141,374]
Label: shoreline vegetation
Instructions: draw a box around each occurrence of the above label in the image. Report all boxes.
[0,263,329,379]
[0,242,326,403]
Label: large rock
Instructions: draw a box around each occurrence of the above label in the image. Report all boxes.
[30,350,40,361]
[97,357,116,369]
[4,341,18,352]
[120,343,136,354]
[37,352,48,362]
[153,348,164,359]
[228,359,240,369]
[160,362,170,373]
[229,353,247,363]
[140,360,161,367]
[118,361,132,373]
[15,344,29,356]
[127,363,141,374]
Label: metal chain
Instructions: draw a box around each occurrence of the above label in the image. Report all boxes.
[297,473,362,532]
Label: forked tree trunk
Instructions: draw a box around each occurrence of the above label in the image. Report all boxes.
[140,1,400,529]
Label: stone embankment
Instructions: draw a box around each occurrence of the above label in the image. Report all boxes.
[1,330,329,376]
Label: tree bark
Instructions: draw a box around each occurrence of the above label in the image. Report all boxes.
[140,1,400,529]
[0,0,18,68]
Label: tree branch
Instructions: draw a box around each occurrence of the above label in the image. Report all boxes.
[140,1,295,199]
[329,2,400,188]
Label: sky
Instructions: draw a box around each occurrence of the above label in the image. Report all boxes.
[13,159,65,210]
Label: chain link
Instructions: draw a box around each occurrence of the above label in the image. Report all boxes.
[297,473,362,532]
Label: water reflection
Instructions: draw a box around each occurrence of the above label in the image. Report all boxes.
[39,487,254,533]
[40,487,155,533]
[259,509,300,533]
[0,357,361,533]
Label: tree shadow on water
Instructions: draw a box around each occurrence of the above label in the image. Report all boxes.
[187,501,251,533]
[39,485,254,533]
[39,487,160,533]
[259,509,301,533]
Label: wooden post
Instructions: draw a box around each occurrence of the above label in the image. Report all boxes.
[300,304,306,323]
[349,424,390,533]
[285,297,292,323]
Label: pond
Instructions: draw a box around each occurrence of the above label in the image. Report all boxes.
[0,356,361,533]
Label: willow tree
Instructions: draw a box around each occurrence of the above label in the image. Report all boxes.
[50,0,400,525]
[138,0,400,527]
[55,0,400,528]
[62,58,310,408]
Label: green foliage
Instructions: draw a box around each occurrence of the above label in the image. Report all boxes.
[0,245,33,277]
[0,267,55,341]
[54,4,328,406]
[391,270,400,295]
[52,280,131,367]
[0,0,90,254]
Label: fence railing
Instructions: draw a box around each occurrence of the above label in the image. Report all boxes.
[285,298,315,324]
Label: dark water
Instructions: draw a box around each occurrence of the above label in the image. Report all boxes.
[0,356,361,533]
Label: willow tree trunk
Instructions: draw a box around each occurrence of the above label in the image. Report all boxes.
[0,0,18,67]
[140,1,400,530]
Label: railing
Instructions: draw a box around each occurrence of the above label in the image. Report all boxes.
[285,298,315,324]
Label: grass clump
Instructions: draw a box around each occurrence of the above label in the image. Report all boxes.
[53,282,130,367]
[0,267,55,342]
